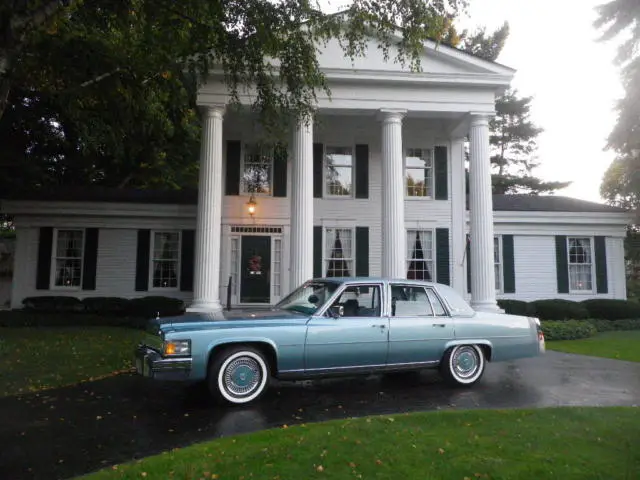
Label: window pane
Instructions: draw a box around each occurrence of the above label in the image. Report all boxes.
[332,285,381,317]
[568,237,592,291]
[152,232,179,288]
[390,285,434,317]
[406,230,433,281]
[54,259,82,287]
[243,145,272,195]
[426,288,446,316]
[325,147,353,196]
[325,228,353,277]
[569,238,591,264]
[56,230,84,258]
[406,149,432,197]
[570,264,592,291]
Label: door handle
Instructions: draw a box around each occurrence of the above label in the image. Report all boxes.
[371,324,387,329]
[432,324,446,328]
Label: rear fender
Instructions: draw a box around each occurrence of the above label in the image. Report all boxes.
[443,339,493,361]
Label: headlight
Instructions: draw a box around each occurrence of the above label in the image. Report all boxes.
[163,339,191,356]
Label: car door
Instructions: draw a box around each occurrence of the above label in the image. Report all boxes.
[387,283,455,365]
[304,283,389,373]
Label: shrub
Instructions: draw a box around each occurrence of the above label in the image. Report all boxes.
[497,299,532,316]
[541,320,597,341]
[580,299,640,320]
[22,296,84,313]
[0,310,147,329]
[587,318,640,332]
[127,296,185,318]
[82,297,131,316]
[529,299,589,321]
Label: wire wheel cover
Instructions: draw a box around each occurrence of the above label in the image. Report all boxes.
[452,346,481,379]
[223,356,262,397]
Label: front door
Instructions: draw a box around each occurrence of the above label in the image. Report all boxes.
[240,236,271,304]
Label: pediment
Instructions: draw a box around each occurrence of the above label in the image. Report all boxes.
[315,36,514,78]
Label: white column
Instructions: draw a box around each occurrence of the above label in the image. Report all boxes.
[449,137,466,295]
[468,114,501,312]
[379,109,407,278]
[289,114,314,289]
[188,105,225,312]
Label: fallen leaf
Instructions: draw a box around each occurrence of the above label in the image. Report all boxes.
[316,465,324,472]
[376,459,383,465]
[438,448,445,454]
[349,462,356,468]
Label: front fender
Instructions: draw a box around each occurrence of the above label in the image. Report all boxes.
[443,339,493,361]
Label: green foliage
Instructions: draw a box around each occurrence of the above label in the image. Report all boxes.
[541,320,597,341]
[580,298,640,320]
[0,310,148,329]
[20,295,184,318]
[529,299,589,321]
[587,318,640,332]
[497,299,533,316]
[547,330,640,362]
[458,22,510,62]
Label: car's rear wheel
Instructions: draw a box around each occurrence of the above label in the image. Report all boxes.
[208,346,270,405]
[440,344,485,386]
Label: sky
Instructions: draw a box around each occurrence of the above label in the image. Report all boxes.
[319,0,625,203]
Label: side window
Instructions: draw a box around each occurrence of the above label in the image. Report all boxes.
[426,288,447,316]
[329,284,381,317]
[390,285,434,317]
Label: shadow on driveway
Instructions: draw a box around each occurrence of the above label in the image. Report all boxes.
[1,351,639,480]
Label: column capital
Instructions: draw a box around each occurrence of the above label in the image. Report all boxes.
[200,104,226,119]
[377,108,407,124]
[469,112,491,127]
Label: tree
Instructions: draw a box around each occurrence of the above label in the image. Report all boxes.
[455,23,570,195]
[595,0,640,209]
[0,0,469,193]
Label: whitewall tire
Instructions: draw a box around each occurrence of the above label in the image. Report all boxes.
[440,344,486,386]
[208,346,270,405]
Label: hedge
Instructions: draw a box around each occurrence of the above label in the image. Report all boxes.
[0,311,148,329]
[20,295,185,318]
[580,299,640,320]
[541,320,597,341]
[497,299,533,316]
[587,318,640,332]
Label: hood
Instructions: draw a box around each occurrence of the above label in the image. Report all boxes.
[150,306,308,327]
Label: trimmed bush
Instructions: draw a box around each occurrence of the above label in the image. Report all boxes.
[497,299,533,316]
[587,318,640,332]
[0,310,148,329]
[22,296,84,313]
[581,299,640,321]
[82,297,131,316]
[127,296,185,318]
[541,320,597,341]
[529,299,589,321]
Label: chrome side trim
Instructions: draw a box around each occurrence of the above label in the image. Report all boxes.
[279,359,440,376]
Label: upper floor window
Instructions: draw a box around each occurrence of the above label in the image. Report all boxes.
[568,237,592,291]
[151,231,181,289]
[53,229,84,288]
[406,230,434,281]
[325,227,353,277]
[325,146,353,197]
[242,144,273,195]
[405,148,433,198]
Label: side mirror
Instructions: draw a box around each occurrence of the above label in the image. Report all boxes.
[328,305,344,318]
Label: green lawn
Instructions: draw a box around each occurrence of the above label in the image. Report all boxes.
[547,331,640,362]
[0,326,144,397]
[80,407,638,480]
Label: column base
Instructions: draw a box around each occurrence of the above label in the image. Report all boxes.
[471,300,505,314]
[186,299,223,314]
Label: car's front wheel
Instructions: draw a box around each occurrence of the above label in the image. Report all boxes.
[208,346,270,405]
[440,344,486,386]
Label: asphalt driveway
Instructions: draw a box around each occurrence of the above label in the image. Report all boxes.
[1,351,639,480]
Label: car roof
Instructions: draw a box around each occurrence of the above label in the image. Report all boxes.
[310,277,439,287]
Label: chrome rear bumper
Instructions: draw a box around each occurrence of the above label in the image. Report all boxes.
[134,344,192,381]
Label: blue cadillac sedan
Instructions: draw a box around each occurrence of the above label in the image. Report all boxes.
[135,278,545,405]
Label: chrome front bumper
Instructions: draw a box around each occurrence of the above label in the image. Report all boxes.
[134,344,192,381]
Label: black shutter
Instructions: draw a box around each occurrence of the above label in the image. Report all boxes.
[36,227,53,290]
[225,140,241,195]
[555,235,569,294]
[355,144,369,199]
[180,229,195,292]
[82,228,99,291]
[313,226,323,278]
[135,229,151,291]
[434,146,448,200]
[595,236,608,294]
[272,143,288,197]
[355,227,369,277]
[466,234,471,294]
[436,228,450,285]
[313,143,323,198]
[502,234,515,293]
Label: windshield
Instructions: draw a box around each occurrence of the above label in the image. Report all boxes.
[275,280,340,315]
